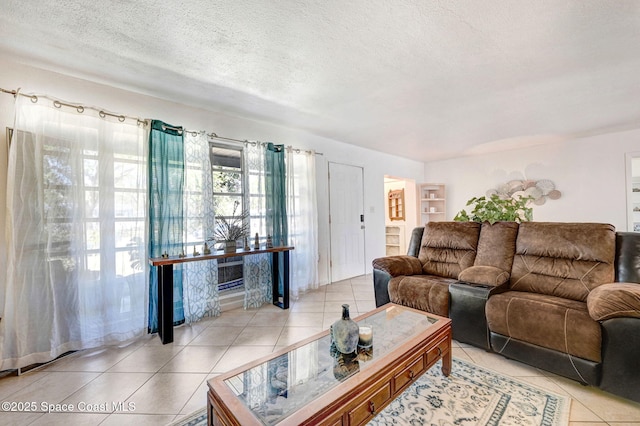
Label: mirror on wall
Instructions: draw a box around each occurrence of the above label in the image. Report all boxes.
[627,153,640,232]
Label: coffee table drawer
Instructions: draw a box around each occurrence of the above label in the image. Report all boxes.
[427,337,449,364]
[393,354,426,391]
[348,382,392,426]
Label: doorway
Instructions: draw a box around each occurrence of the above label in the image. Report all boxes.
[384,176,417,256]
[627,152,640,232]
[328,162,365,282]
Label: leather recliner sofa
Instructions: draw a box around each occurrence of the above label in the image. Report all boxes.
[372,221,640,403]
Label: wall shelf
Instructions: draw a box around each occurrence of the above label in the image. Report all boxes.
[418,183,446,224]
[385,226,404,256]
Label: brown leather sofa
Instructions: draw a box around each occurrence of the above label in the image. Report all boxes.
[372,221,640,403]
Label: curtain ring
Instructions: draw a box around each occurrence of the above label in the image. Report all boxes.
[77,105,84,113]
[99,111,106,118]
[53,100,62,108]
[161,125,167,131]
[30,95,38,103]
[118,115,125,122]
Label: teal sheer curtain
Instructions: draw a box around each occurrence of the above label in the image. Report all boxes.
[148,120,185,333]
[265,143,287,294]
[265,143,287,245]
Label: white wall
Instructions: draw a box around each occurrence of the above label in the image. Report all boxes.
[424,129,640,231]
[0,58,425,286]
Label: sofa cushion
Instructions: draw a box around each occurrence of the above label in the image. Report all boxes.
[510,222,616,302]
[418,222,480,279]
[587,283,640,321]
[458,265,510,286]
[486,291,602,362]
[388,275,456,317]
[475,221,519,271]
[371,255,423,277]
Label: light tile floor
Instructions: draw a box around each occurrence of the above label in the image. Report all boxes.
[1,274,640,425]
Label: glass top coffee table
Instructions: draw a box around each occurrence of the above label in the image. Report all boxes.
[207,303,451,426]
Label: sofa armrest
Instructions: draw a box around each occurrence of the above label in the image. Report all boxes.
[587,283,640,321]
[457,265,510,287]
[372,255,423,277]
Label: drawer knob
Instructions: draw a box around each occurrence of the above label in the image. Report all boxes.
[408,369,415,379]
[436,347,442,357]
[369,401,376,415]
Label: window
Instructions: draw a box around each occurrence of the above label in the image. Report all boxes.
[8,123,147,327]
[210,142,245,297]
[43,132,146,313]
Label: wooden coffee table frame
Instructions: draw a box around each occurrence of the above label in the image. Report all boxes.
[207,304,451,426]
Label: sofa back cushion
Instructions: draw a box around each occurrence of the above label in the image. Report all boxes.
[510,222,616,302]
[418,222,480,279]
[475,221,520,271]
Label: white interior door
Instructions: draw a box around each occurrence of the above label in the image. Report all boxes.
[329,162,366,282]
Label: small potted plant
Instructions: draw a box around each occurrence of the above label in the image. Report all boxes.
[210,201,249,253]
[454,194,533,224]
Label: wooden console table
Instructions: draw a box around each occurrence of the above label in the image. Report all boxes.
[149,246,294,344]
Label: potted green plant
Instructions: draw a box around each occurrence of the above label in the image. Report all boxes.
[454,194,533,224]
[210,201,249,253]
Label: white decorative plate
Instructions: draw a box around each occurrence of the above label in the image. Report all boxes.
[511,190,526,200]
[547,189,562,200]
[524,187,543,200]
[507,180,524,193]
[536,179,555,195]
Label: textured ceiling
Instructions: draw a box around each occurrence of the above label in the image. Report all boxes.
[1,0,640,161]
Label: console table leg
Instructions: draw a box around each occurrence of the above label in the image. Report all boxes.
[282,250,290,309]
[158,264,174,344]
[271,251,290,309]
[272,252,279,307]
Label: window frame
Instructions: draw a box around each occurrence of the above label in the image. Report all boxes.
[209,140,246,291]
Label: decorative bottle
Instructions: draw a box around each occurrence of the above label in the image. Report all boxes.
[331,304,359,354]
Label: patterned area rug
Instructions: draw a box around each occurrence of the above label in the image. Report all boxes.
[170,358,570,426]
[370,358,569,426]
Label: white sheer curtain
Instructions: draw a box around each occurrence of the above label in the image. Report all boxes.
[182,132,220,322]
[0,95,148,370]
[286,149,319,298]
[243,142,272,308]
[241,143,319,306]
